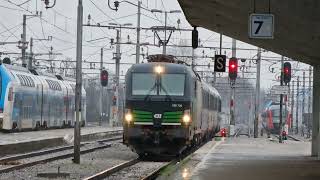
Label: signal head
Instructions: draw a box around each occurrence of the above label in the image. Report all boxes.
[100,70,109,87]
[283,62,291,84]
[228,57,238,80]
[192,27,199,49]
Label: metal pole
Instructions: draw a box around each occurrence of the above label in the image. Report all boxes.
[22,14,27,67]
[296,76,300,134]
[311,65,319,157]
[214,33,222,86]
[230,38,236,132]
[219,33,222,55]
[115,30,120,88]
[307,66,312,138]
[279,56,284,143]
[291,80,295,131]
[163,12,167,55]
[254,48,261,138]
[248,94,252,137]
[28,37,33,70]
[302,71,306,136]
[99,48,103,126]
[231,39,236,57]
[135,1,141,64]
[49,47,53,73]
[74,0,83,164]
[191,48,194,70]
[230,87,235,125]
[115,29,121,125]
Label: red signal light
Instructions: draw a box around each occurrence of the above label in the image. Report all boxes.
[229,57,238,80]
[283,62,291,84]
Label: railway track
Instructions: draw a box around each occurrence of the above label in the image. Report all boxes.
[287,135,301,142]
[83,157,173,180]
[272,134,301,142]
[0,136,122,174]
[84,139,205,180]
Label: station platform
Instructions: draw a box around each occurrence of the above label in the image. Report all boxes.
[0,125,122,156]
[191,137,319,180]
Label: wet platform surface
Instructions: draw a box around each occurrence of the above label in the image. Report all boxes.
[191,137,319,180]
[0,125,122,145]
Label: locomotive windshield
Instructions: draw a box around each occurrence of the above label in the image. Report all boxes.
[132,73,185,96]
[159,74,185,96]
[132,73,157,96]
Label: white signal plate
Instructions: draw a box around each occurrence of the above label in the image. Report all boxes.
[271,85,289,95]
[249,13,274,39]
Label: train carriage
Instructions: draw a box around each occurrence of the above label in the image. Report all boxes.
[0,63,86,131]
[261,103,291,136]
[123,55,221,156]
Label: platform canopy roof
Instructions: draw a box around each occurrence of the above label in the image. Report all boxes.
[178,0,320,65]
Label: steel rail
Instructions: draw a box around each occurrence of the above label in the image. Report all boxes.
[83,158,140,180]
[0,132,123,163]
[0,144,112,174]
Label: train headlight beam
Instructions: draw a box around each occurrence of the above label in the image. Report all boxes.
[183,114,191,124]
[125,113,133,123]
[154,65,164,74]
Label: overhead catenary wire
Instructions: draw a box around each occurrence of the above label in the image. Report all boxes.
[0,4,23,11]
[26,25,51,52]
[89,0,119,24]
[0,21,20,40]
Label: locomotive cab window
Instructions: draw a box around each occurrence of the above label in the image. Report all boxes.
[159,74,185,96]
[132,73,157,96]
[132,73,185,96]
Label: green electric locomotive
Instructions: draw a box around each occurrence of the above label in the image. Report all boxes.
[123,55,221,157]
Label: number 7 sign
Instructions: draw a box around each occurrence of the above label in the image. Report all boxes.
[249,14,274,39]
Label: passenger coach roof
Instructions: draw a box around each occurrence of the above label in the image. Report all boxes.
[202,82,221,98]
[128,62,190,73]
[3,64,31,73]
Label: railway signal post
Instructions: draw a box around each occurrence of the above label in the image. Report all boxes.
[279,59,292,143]
[229,41,237,136]
[279,56,284,143]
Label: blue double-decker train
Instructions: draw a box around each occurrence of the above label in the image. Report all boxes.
[0,62,86,131]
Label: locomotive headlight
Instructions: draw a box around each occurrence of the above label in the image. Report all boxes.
[154,65,164,74]
[182,109,191,124]
[125,108,133,123]
[125,113,133,123]
[183,114,191,124]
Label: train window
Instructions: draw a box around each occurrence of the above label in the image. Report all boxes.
[56,82,62,91]
[46,80,52,89]
[28,77,35,87]
[132,73,157,95]
[16,75,22,85]
[25,76,31,87]
[45,79,62,91]
[21,75,27,86]
[159,74,185,96]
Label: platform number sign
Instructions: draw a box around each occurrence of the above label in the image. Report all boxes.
[249,13,274,39]
[214,55,226,72]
